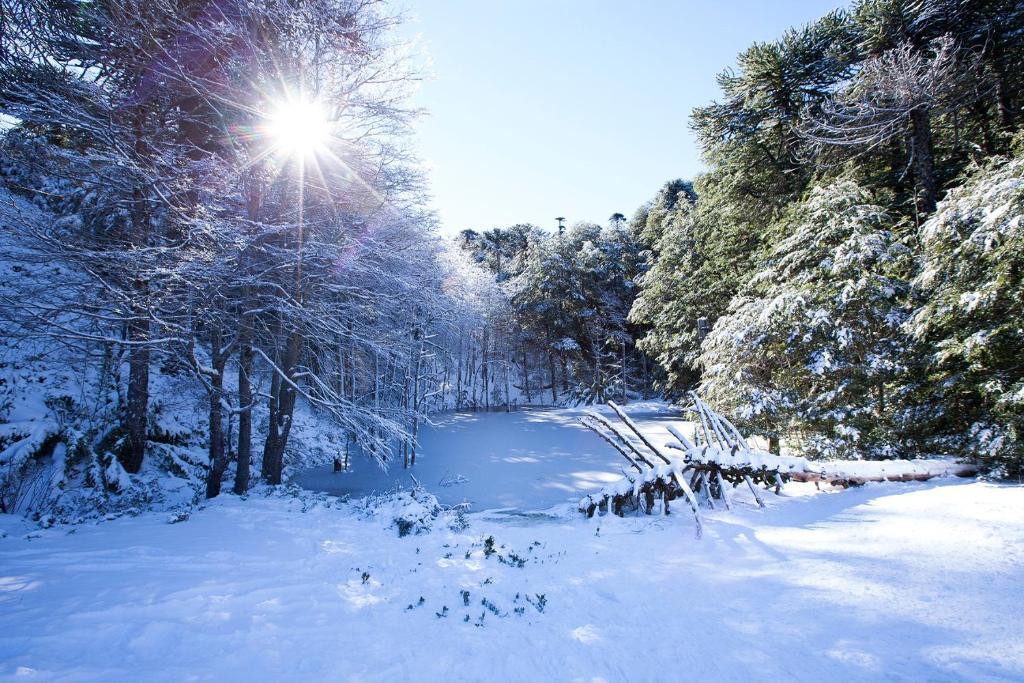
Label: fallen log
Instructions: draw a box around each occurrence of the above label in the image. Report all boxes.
[787,461,978,486]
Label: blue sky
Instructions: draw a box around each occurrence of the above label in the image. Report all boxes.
[403,0,842,234]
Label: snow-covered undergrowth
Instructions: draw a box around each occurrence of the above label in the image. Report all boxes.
[0,479,1021,681]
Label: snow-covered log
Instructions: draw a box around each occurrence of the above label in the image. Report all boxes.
[786,460,977,486]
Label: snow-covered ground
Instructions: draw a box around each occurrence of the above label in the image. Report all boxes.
[292,401,686,511]
[2,474,1022,681]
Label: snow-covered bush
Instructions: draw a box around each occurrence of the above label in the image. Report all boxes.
[699,180,914,459]
[908,154,1024,476]
[357,482,469,537]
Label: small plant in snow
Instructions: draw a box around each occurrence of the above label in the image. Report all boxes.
[526,593,547,613]
[481,597,503,617]
[498,551,526,568]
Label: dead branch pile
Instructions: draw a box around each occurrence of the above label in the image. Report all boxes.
[577,393,975,537]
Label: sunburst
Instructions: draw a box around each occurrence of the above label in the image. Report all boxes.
[264,97,330,159]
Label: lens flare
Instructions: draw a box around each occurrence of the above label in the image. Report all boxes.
[265,98,329,157]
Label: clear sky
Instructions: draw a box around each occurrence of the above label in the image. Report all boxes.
[403,0,842,234]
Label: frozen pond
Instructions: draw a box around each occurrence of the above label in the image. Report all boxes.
[292,401,689,512]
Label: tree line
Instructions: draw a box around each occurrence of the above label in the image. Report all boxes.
[453,219,653,408]
[627,0,1023,474]
[458,0,1024,476]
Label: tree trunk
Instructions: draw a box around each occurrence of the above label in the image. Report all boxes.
[410,330,424,466]
[234,172,260,494]
[641,353,649,398]
[548,350,558,403]
[205,324,230,499]
[909,108,937,214]
[205,384,226,495]
[621,344,628,403]
[482,324,490,410]
[504,343,511,412]
[348,319,357,402]
[993,71,1015,131]
[233,328,253,495]
[262,328,300,485]
[402,353,411,468]
[261,351,281,481]
[971,100,997,156]
[123,314,149,473]
[522,340,531,404]
[987,38,1016,131]
[468,338,478,409]
[455,331,463,409]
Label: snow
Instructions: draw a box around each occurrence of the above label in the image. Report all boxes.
[1,478,1022,681]
[292,402,686,512]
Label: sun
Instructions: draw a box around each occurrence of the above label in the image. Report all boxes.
[265,98,330,158]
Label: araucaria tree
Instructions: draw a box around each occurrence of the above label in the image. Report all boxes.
[907,153,1024,476]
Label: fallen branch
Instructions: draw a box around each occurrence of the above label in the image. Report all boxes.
[607,401,672,464]
[787,462,978,486]
[581,415,643,473]
[583,412,654,468]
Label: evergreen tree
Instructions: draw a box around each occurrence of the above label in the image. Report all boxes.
[700,180,913,458]
[908,152,1024,475]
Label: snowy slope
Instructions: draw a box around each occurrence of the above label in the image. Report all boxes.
[1,479,1022,682]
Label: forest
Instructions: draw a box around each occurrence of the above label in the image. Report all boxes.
[0,0,1022,518]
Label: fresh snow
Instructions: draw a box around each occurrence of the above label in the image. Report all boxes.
[0,405,1021,681]
[1,477,1022,681]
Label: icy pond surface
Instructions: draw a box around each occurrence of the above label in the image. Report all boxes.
[292,401,686,512]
